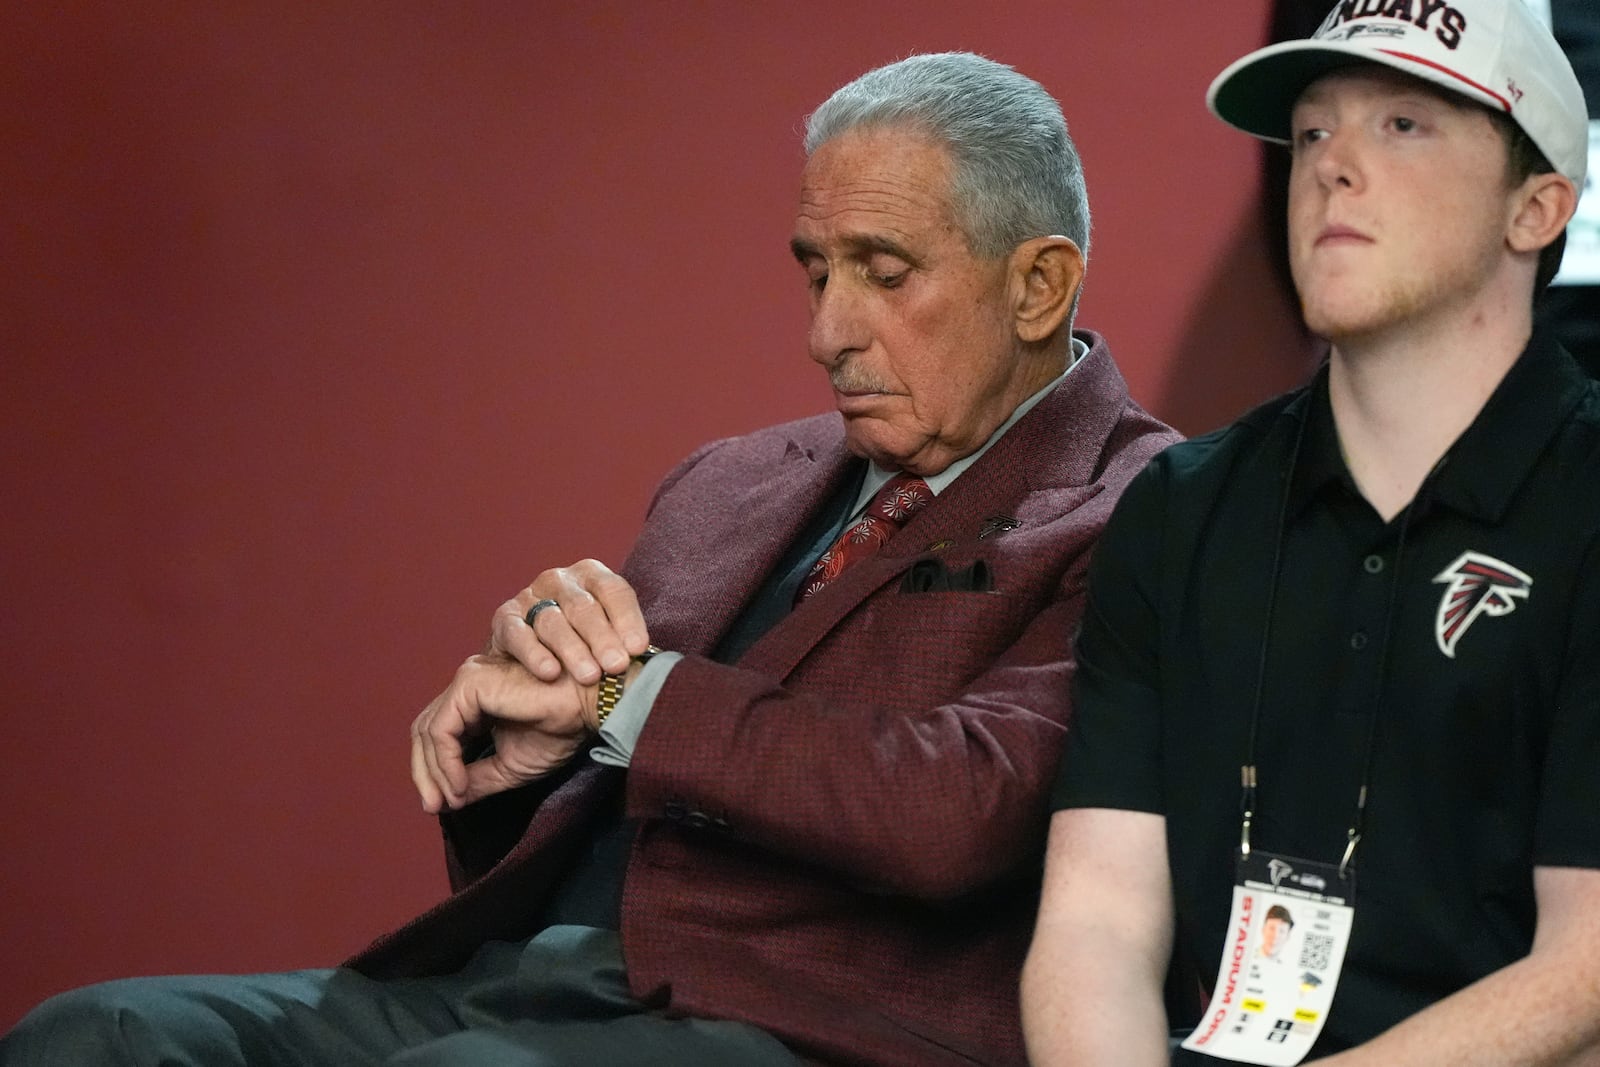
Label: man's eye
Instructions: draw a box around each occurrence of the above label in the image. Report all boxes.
[807,272,828,292]
[1293,127,1327,148]
[1392,115,1417,133]
[872,272,905,288]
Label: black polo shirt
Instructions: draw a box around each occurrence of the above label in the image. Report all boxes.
[1054,330,1600,1056]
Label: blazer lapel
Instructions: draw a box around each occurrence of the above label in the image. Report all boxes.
[643,435,860,657]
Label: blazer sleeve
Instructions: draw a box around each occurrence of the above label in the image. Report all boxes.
[623,537,1091,902]
[431,436,732,889]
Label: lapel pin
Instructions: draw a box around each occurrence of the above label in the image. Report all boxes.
[978,516,1021,540]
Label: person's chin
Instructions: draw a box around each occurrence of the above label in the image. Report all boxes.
[842,422,921,470]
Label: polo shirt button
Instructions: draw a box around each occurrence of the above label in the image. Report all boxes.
[1350,630,1369,650]
[1363,554,1384,574]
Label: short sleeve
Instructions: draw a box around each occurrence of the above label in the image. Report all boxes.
[1051,458,1168,815]
[1535,533,1600,869]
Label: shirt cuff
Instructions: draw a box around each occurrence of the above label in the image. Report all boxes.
[589,651,683,768]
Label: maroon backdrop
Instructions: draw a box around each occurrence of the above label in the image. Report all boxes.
[0,1,1314,1030]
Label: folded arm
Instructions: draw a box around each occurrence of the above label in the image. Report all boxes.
[621,584,1084,900]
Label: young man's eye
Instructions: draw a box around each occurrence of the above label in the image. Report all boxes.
[1293,127,1327,149]
[1392,115,1418,133]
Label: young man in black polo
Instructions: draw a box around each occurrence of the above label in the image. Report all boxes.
[1022,1,1598,1064]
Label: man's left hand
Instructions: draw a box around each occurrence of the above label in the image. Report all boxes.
[409,654,597,813]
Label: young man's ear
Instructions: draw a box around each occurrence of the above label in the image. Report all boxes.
[1508,172,1578,256]
[1011,236,1085,344]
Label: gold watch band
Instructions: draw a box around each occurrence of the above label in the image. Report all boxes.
[594,645,663,728]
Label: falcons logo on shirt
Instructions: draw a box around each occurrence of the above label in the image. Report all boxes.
[1432,551,1532,659]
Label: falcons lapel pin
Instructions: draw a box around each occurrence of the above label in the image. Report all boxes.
[977,516,1021,540]
[1432,551,1532,659]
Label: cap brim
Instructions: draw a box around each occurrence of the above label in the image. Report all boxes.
[1206,39,1507,145]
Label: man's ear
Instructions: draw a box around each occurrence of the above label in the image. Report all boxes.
[1010,236,1085,344]
[1507,172,1578,255]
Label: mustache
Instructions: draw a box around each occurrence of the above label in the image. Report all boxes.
[829,362,889,394]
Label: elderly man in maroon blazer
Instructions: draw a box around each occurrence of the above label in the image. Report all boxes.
[1,52,1177,1067]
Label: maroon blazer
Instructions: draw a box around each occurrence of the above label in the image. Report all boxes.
[350,332,1180,1066]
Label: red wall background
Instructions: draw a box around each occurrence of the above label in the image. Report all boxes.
[0,1,1314,1031]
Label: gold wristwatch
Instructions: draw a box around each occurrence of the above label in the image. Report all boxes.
[594,645,663,728]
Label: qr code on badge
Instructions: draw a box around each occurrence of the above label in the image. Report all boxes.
[1298,932,1335,970]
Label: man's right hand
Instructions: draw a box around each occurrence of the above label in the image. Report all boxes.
[488,559,651,685]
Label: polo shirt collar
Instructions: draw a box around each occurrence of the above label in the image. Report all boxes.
[1285,365,1341,518]
[1286,330,1587,524]
[1426,329,1589,523]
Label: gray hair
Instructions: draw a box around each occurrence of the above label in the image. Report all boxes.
[804,52,1091,262]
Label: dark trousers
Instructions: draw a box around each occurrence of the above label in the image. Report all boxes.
[0,926,797,1066]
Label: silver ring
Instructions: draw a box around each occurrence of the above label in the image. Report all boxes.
[523,598,560,630]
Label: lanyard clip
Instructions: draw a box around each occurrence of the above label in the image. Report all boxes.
[1239,765,1257,859]
[1339,785,1368,880]
[1339,827,1361,880]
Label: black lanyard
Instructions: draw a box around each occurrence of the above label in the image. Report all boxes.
[1238,400,1437,880]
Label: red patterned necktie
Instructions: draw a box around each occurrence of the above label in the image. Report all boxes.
[795,473,932,604]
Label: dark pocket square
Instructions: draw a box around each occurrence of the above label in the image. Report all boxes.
[900,559,994,593]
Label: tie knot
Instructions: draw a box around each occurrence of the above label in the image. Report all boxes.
[869,474,932,527]
[793,473,933,605]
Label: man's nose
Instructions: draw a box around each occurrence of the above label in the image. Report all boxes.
[808,276,869,367]
[1313,129,1363,193]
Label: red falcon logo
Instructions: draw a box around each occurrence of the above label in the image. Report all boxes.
[1432,551,1532,659]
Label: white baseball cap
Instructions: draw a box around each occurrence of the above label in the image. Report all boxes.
[1207,0,1589,190]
